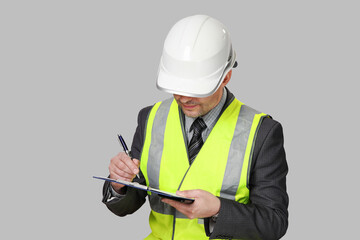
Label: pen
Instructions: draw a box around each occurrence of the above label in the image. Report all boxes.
[117,134,140,179]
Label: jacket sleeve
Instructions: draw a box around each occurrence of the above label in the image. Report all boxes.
[208,118,289,240]
[101,106,153,217]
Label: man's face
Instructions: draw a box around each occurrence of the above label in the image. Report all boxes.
[173,70,232,118]
[174,86,224,118]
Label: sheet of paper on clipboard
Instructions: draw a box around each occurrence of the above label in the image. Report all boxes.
[93,176,195,203]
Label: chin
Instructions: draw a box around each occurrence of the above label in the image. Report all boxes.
[183,111,201,118]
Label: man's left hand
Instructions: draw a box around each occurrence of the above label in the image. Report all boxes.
[161,189,220,219]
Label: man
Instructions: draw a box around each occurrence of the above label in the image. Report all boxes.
[102,15,288,240]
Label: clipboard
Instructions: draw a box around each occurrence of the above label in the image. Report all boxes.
[93,176,195,203]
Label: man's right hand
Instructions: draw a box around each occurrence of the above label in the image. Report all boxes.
[108,152,140,193]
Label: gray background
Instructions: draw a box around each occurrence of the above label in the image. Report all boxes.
[1,0,359,239]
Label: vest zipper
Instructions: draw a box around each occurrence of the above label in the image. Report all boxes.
[171,211,176,240]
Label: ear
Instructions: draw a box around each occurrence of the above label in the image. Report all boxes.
[222,70,232,86]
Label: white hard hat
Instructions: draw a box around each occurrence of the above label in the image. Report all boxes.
[157,15,237,98]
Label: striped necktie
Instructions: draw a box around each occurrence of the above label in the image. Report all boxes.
[188,117,207,164]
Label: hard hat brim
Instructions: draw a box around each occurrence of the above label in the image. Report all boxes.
[156,52,236,98]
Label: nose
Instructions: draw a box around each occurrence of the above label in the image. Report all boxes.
[177,95,193,103]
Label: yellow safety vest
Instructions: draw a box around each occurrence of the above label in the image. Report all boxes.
[140,97,267,240]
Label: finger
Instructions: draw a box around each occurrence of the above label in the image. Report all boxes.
[109,161,135,183]
[110,154,134,175]
[133,158,140,167]
[109,171,131,182]
[109,160,134,178]
[115,175,133,182]
[121,155,140,175]
[176,189,199,198]
[162,198,195,219]
[111,167,135,179]
[161,199,189,212]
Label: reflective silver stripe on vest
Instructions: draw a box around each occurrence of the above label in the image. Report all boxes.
[149,194,188,219]
[220,104,260,200]
[147,98,173,189]
[147,98,188,219]
[149,194,175,215]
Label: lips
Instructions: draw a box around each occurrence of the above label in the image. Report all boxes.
[183,104,197,109]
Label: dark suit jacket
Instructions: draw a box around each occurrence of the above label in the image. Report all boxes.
[102,90,289,240]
